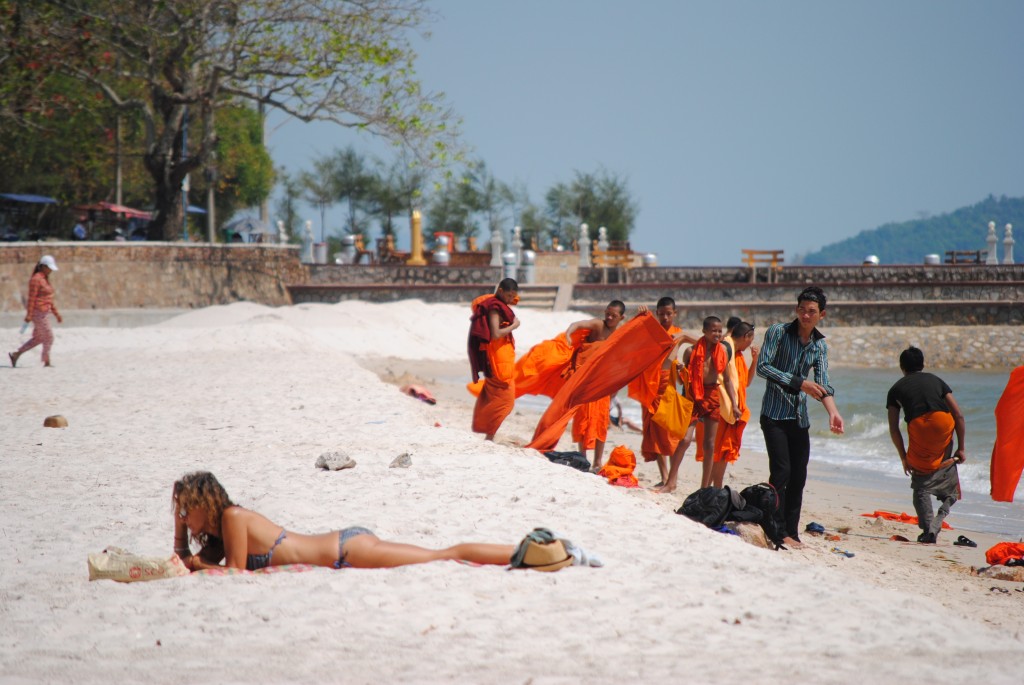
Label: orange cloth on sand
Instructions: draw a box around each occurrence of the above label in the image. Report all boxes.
[905,411,955,474]
[991,366,1024,502]
[985,541,1024,565]
[597,445,639,487]
[471,323,516,435]
[859,510,953,530]
[528,314,676,452]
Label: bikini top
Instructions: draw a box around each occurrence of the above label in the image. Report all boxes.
[245,529,287,571]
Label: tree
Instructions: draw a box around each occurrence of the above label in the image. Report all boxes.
[298,157,337,243]
[367,153,426,237]
[0,1,457,240]
[544,169,638,245]
[329,146,375,237]
[274,168,304,244]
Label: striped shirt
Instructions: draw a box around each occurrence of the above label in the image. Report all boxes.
[756,319,834,428]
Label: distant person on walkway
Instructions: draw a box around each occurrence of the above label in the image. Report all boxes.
[9,255,63,368]
[756,286,844,549]
[886,346,965,543]
[468,279,520,441]
[72,219,87,240]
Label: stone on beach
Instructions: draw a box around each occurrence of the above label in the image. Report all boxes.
[315,450,356,471]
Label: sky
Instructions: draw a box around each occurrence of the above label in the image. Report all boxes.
[266,0,1024,266]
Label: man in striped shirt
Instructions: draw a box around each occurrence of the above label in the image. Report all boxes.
[756,286,844,548]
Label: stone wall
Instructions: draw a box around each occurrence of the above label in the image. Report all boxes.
[305,264,502,285]
[583,263,1024,284]
[0,242,303,312]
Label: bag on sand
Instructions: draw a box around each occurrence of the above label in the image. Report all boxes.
[677,486,745,530]
[740,483,785,547]
[544,450,591,472]
[88,547,190,583]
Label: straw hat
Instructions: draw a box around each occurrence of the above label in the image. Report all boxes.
[509,528,573,572]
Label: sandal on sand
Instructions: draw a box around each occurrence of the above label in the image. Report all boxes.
[954,535,978,548]
[509,528,573,572]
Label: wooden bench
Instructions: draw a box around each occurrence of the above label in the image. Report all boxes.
[353,235,374,264]
[741,249,784,283]
[944,250,986,265]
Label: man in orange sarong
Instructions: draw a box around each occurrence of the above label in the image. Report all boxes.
[711,321,759,488]
[657,316,738,493]
[564,301,626,470]
[626,297,697,485]
[886,346,966,543]
[468,279,520,441]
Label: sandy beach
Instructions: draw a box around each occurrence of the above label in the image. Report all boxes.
[1,300,1021,684]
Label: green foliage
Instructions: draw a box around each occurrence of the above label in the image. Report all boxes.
[800,195,1024,265]
[544,169,638,246]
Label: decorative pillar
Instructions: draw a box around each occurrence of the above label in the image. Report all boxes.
[489,225,504,266]
[502,251,518,280]
[511,225,523,267]
[986,221,999,265]
[597,226,609,253]
[578,223,590,267]
[406,209,427,265]
[1003,224,1015,265]
[302,220,314,263]
[277,220,288,244]
[522,249,536,284]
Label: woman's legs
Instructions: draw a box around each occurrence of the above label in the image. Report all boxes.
[15,312,53,364]
[342,534,516,569]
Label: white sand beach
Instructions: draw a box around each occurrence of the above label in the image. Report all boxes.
[1,300,1021,684]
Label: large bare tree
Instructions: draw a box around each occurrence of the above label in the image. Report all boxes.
[0,0,456,240]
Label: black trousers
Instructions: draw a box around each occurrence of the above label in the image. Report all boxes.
[760,416,811,540]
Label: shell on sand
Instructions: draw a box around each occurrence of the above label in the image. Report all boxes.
[43,415,68,428]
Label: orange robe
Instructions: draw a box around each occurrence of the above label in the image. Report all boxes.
[991,366,1024,502]
[528,314,676,452]
[906,411,955,474]
[468,329,588,399]
[714,349,750,463]
[571,340,610,449]
[470,295,516,436]
[629,326,682,463]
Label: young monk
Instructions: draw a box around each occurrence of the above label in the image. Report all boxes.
[627,297,697,485]
[656,316,738,493]
[886,346,966,543]
[563,300,626,470]
[710,321,759,488]
[172,472,545,571]
[469,278,520,441]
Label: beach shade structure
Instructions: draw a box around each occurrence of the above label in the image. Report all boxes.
[187,204,207,215]
[990,365,1024,502]
[75,201,153,220]
[223,215,273,243]
[0,193,60,240]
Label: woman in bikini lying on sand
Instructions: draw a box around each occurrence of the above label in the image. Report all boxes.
[173,471,571,572]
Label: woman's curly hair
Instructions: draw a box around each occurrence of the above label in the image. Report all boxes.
[173,471,235,548]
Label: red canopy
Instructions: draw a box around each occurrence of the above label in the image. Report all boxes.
[76,201,152,220]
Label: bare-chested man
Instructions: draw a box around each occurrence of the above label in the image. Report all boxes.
[656,316,738,493]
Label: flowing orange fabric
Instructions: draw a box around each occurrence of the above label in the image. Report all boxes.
[991,366,1024,502]
[471,333,516,435]
[467,329,588,399]
[906,411,955,474]
[597,445,639,487]
[528,314,676,452]
[687,337,727,402]
[985,541,1024,565]
[628,326,681,410]
[859,510,953,530]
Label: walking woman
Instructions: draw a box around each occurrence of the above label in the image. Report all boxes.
[9,255,63,368]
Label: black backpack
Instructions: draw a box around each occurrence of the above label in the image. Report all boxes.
[677,486,745,529]
[544,450,591,473]
[740,482,785,547]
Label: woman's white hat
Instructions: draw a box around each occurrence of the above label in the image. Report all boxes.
[39,255,58,271]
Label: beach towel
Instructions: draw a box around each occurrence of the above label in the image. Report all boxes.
[527,314,677,452]
[991,366,1024,502]
[597,445,639,487]
[193,564,318,576]
[860,510,953,530]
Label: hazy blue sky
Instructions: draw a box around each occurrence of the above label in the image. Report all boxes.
[267,0,1024,266]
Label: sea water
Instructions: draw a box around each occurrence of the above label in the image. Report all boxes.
[520,367,1024,538]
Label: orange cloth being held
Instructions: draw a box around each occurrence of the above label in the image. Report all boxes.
[571,340,611,448]
[513,329,589,398]
[906,411,955,474]
[528,315,676,452]
[597,445,639,488]
[991,365,1024,502]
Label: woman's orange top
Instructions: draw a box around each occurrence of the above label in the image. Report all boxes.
[26,272,58,317]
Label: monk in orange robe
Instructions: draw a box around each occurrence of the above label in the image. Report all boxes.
[626,297,697,485]
[468,279,520,441]
[711,322,759,488]
[564,301,626,470]
[656,316,737,494]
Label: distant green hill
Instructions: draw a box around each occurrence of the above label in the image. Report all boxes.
[799,195,1024,265]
